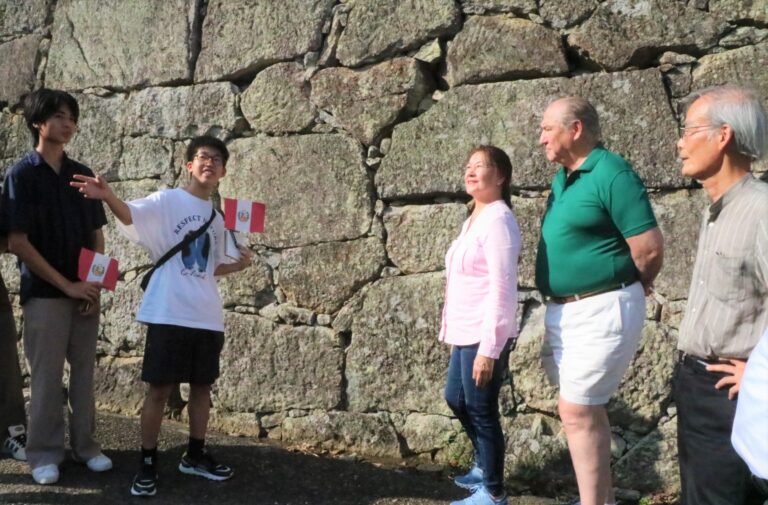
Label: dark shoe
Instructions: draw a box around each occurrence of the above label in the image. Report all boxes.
[130,464,157,497]
[178,449,233,481]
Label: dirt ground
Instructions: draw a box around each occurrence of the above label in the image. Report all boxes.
[0,413,561,505]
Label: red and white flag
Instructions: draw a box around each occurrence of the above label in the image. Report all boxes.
[223,198,265,233]
[78,248,119,291]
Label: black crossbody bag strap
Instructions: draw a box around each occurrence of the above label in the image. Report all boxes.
[140,207,217,291]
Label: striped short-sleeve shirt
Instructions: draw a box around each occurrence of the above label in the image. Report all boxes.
[678,175,768,359]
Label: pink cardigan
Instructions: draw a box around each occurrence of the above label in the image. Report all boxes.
[439,200,521,359]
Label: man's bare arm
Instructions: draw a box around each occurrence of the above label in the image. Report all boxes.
[626,226,664,294]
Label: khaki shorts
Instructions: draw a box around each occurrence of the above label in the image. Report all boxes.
[541,281,645,405]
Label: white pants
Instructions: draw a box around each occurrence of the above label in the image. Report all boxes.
[542,282,646,405]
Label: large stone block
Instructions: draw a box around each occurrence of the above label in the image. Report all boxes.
[608,322,677,433]
[539,0,600,29]
[400,413,459,455]
[311,57,431,145]
[382,203,466,274]
[650,190,708,301]
[221,134,372,248]
[568,0,727,71]
[124,83,240,139]
[67,92,127,181]
[377,69,681,198]
[118,136,176,183]
[195,0,334,81]
[0,254,18,293]
[0,111,30,173]
[93,356,145,415]
[218,256,275,309]
[615,415,680,495]
[215,313,344,412]
[509,301,558,414]
[46,0,195,90]
[511,196,547,289]
[444,17,568,87]
[99,276,146,357]
[503,414,570,486]
[347,272,449,414]
[279,237,386,314]
[240,63,315,134]
[0,0,52,38]
[692,43,768,101]
[691,43,768,174]
[459,0,536,14]
[710,0,768,24]
[0,34,41,106]
[336,0,461,67]
[279,411,401,459]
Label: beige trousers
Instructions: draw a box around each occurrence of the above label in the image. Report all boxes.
[23,298,101,469]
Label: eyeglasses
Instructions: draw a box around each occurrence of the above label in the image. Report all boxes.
[678,124,715,138]
[194,153,223,164]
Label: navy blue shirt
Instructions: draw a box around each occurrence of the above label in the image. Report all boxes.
[0,151,107,304]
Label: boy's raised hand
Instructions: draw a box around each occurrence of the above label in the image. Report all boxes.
[71,174,113,201]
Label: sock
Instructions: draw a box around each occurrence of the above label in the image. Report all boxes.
[141,446,157,467]
[188,437,204,459]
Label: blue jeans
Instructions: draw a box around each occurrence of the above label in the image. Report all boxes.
[444,342,511,496]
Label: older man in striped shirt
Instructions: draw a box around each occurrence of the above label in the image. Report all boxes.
[675,85,768,505]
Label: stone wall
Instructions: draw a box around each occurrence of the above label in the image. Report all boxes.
[1,0,766,498]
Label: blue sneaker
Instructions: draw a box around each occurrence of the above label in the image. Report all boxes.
[451,486,508,505]
[453,465,483,490]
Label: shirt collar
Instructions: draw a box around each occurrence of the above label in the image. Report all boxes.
[567,144,605,173]
[27,149,73,173]
[708,174,754,223]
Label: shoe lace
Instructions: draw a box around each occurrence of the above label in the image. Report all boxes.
[8,433,26,448]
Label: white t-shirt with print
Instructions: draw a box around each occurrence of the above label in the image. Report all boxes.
[117,188,226,332]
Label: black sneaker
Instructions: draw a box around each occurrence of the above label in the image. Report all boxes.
[178,449,233,481]
[130,463,158,497]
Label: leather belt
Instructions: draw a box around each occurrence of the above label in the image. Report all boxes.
[549,282,629,304]
[677,351,718,372]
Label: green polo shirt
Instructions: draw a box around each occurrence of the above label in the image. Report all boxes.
[535,145,657,297]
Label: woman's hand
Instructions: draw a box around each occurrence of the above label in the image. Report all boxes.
[472,354,495,387]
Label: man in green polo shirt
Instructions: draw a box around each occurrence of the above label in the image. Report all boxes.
[535,96,664,505]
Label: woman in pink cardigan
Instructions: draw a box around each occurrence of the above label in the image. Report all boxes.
[441,146,521,505]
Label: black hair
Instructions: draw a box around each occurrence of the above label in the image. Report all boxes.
[466,145,513,214]
[23,88,80,147]
[185,136,230,166]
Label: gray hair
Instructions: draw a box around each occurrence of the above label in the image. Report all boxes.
[556,96,602,142]
[687,85,767,161]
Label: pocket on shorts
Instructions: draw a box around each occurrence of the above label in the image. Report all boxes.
[607,297,624,334]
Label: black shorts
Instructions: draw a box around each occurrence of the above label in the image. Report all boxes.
[141,324,225,385]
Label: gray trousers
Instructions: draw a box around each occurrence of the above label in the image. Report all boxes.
[0,310,25,435]
[23,298,101,469]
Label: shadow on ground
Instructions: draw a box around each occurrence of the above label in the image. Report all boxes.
[0,413,486,505]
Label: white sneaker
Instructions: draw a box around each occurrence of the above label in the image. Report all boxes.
[78,453,113,472]
[3,425,27,461]
[31,464,59,485]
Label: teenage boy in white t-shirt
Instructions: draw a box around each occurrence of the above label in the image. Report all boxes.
[71,136,252,497]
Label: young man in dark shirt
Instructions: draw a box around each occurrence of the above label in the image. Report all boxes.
[0,89,111,485]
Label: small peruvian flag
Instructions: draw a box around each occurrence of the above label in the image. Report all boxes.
[78,248,119,291]
[223,198,265,233]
